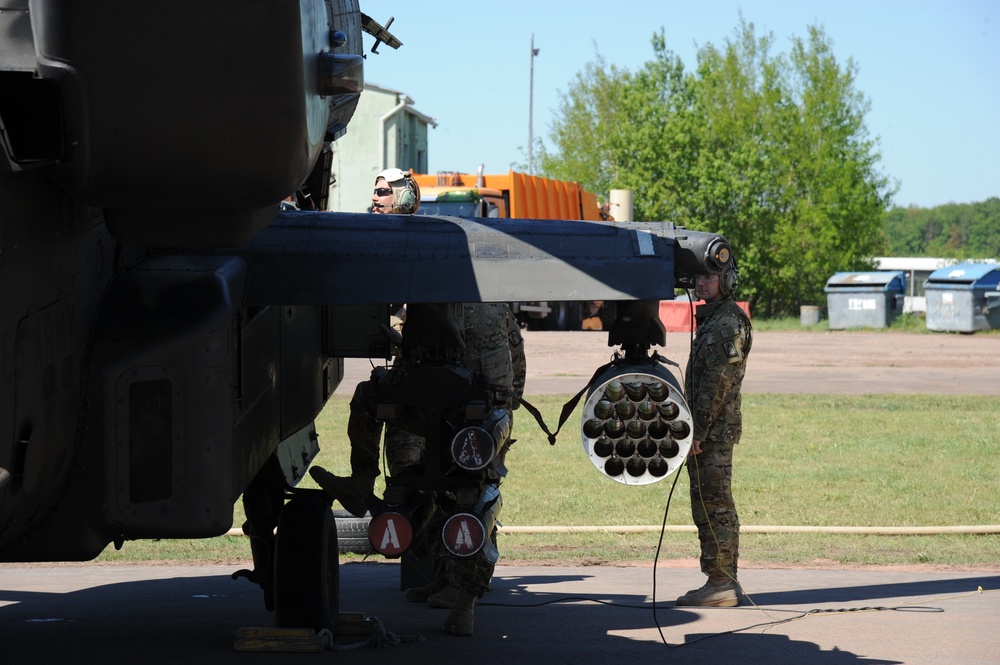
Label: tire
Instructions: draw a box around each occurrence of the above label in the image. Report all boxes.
[273,495,340,631]
[566,301,583,331]
[542,302,569,330]
[334,509,373,555]
[598,301,617,329]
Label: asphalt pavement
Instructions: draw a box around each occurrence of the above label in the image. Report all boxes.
[1,561,997,665]
[4,330,998,663]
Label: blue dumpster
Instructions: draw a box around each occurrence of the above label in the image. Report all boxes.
[923,263,1000,332]
[824,271,906,329]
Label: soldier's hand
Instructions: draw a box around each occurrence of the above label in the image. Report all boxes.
[691,439,703,455]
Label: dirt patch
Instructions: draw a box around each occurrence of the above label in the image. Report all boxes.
[339,330,1000,397]
[514,330,1000,396]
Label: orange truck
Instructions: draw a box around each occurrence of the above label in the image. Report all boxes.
[411,167,606,330]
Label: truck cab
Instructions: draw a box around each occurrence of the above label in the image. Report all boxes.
[417,186,506,218]
[410,168,606,330]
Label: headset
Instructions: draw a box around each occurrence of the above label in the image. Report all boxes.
[376,168,421,214]
[720,256,740,296]
[395,182,417,213]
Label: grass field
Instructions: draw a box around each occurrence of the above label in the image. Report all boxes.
[753,311,1000,334]
[97,391,1000,569]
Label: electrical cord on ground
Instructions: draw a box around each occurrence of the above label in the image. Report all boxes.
[480,588,992,651]
[651,453,686,643]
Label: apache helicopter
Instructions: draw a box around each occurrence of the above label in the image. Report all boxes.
[0,0,732,632]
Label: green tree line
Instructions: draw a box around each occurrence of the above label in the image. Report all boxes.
[537,19,897,317]
[883,198,1000,259]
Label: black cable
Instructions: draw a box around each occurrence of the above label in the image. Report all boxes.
[651,464,685,645]
[480,597,673,609]
[647,291,697,647]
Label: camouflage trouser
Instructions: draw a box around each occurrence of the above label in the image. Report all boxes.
[438,484,501,597]
[411,520,497,597]
[416,476,500,597]
[346,373,498,596]
[443,532,497,597]
[345,378,383,481]
[686,439,739,580]
[384,423,425,475]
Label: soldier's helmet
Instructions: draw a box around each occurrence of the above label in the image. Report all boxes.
[376,167,421,214]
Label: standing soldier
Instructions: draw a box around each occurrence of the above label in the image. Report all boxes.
[677,259,752,607]
[309,168,526,636]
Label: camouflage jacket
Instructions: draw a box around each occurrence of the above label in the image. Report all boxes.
[684,297,752,444]
[394,303,525,405]
[460,303,526,408]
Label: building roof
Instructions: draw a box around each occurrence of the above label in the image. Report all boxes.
[874,257,959,271]
[874,257,997,271]
[364,82,438,128]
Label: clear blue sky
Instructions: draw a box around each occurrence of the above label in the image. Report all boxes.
[359,0,998,209]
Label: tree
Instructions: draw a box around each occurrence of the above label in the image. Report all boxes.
[539,19,895,316]
[882,198,1000,259]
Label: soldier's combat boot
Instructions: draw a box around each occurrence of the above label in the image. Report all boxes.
[442,591,477,636]
[308,466,373,518]
[676,577,741,607]
[403,578,449,603]
[426,584,462,609]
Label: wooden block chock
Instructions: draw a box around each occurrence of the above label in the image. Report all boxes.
[335,612,378,637]
[234,614,377,652]
[233,627,333,653]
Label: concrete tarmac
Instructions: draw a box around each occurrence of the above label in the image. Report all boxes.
[4,331,998,663]
[1,561,997,664]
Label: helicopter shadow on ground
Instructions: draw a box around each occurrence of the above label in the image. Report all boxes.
[463,570,904,665]
[332,563,909,664]
[0,570,276,665]
[739,572,1000,607]
[2,563,990,665]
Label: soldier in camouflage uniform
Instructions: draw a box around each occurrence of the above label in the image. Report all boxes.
[382,302,525,474]
[677,260,752,608]
[395,302,525,635]
[310,169,526,636]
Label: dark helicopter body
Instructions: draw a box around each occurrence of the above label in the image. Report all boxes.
[0,0,731,629]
